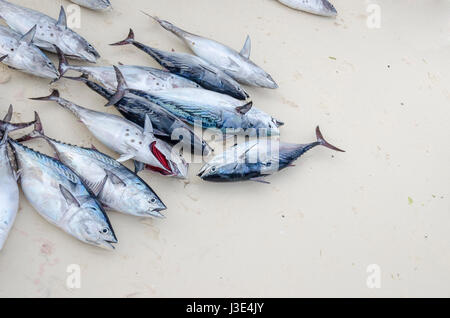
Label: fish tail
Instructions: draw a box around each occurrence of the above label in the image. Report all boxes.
[110,29,135,46]
[0,115,36,145]
[15,112,46,143]
[3,104,13,122]
[30,89,60,102]
[315,126,345,152]
[106,66,129,106]
[54,45,72,79]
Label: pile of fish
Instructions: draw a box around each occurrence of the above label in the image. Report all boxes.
[0,0,344,251]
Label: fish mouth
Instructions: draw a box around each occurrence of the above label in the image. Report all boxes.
[148,208,166,219]
[322,0,338,16]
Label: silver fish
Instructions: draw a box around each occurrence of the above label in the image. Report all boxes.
[277,0,337,17]
[110,29,249,100]
[110,66,283,136]
[0,106,35,251]
[0,0,100,62]
[9,138,117,249]
[19,113,167,219]
[56,46,200,92]
[198,126,344,183]
[31,89,189,178]
[0,25,59,79]
[69,0,112,11]
[144,13,278,89]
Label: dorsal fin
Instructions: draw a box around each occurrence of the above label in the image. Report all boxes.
[20,25,37,45]
[56,6,67,29]
[144,114,154,135]
[240,35,251,59]
[235,101,253,115]
[3,105,13,122]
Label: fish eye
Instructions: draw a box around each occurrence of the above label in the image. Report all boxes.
[211,167,216,172]
[150,198,156,203]
[101,228,109,234]
[266,162,272,166]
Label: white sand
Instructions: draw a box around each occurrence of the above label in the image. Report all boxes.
[0,0,449,297]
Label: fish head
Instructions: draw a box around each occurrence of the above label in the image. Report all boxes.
[248,66,278,89]
[245,110,282,136]
[320,0,338,17]
[70,200,117,249]
[58,30,100,63]
[11,43,59,79]
[91,0,112,10]
[128,188,167,218]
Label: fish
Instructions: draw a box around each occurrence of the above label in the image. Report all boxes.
[69,0,112,11]
[0,25,59,79]
[30,89,189,178]
[110,29,249,100]
[0,106,35,251]
[65,73,212,156]
[18,112,167,219]
[55,46,200,91]
[9,137,117,249]
[277,0,337,17]
[0,0,100,62]
[110,66,283,136]
[198,126,344,183]
[144,13,278,89]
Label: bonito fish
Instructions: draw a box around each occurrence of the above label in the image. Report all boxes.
[0,0,100,62]
[19,113,167,218]
[110,67,283,136]
[9,138,117,249]
[110,29,248,100]
[31,90,189,178]
[277,0,337,17]
[0,106,35,251]
[66,73,212,156]
[144,13,278,89]
[56,46,200,91]
[0,25,59,79]
[69,0,112,11]
[198,126,344,183]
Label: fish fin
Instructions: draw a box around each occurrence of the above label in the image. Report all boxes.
[316,126,345,152]
[30,89,60,102]
[199,64,217,75]
[250,177,270,184]
[143,114,154,135]
[3,105,13,122]
[105,170,126,186]
[56,6,67,29]
[91,144,98,151]
[20,25,37,45]
[15,111,46,143]
[238,142,257,160]
[87,174,108,197]
[117,153,135,163]
[134,161,145,174]
[227,57,240,71]
[240,35,251,59]
[235,101,253,115]
[14,169,22,181]
[59,184,80,207]
[54,45,70,79]
[118,61,124,66]
[106,66,129,106]
[110,29,135,46]
[0,55,7,63]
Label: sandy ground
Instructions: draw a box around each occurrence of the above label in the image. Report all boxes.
[0,0,449,298]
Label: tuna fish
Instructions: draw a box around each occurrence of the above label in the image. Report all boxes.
[69,0,112,11]
[9,137,117,249]
[144,13,278,89]
[0,0,100,62]
[65,73,212,156]
[55,46,200,91]
[30,90,189,178]
[0,106,35,251]
[110,29,249,100]
[0,25,59,79]
[110,66,283,136]
[277,0,337,17]
[198,126,344,183]
[18,113,167,218]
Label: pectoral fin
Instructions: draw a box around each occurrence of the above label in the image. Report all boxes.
[143,114,154,136]
[250,177,270,184]
[117,153,135,163]
[240,35,251,59]
[59,184,80,207]
[105,170,126,186]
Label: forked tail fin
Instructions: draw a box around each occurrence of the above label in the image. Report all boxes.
[316,126,345,152]
[106,66,129,106]
[30,89,60,102]
[15,112,46,143]
[110,29,135,46]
